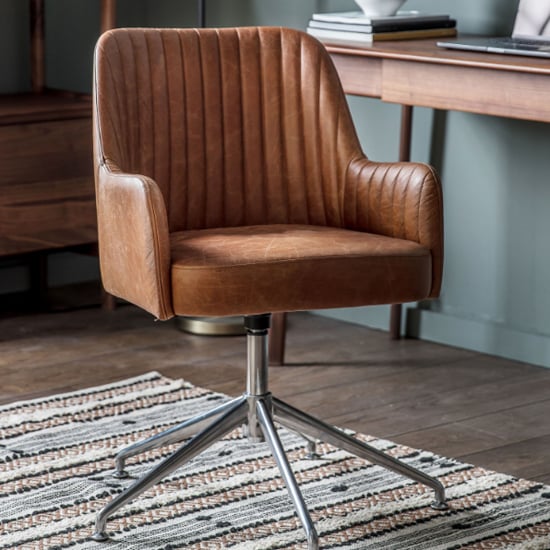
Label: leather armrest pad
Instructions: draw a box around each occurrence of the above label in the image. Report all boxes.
[344,159,444,297]
[96,163,174,319]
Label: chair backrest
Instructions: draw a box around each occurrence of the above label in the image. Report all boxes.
[93,26,364,232]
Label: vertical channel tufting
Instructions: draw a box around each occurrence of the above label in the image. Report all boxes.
[371,164,382,231]
[300,34,323,225]
[219,29,245,227]
[237,28,266,225]
[200,30,225,229]
[197,30,208,229]
[235,30,247,226]
[161,33,173,212]
[315,51,331,226]
[162,30,186,231]
[379,167,389,235]
[214,30,227,227]
[278,30,290,224]
[259,28,284,224]
[281,30,309,225]
[99,28,367,233]
[181,30,206,230]
[398,166,411,239]
[149,32,172,210]
[132,32,155,182]
[400,166,413,241]
[98,37,126,170]
[115,30,141,173]
[389,165,401,238]
[257,28,268,225]
[412,167,423,243]
[319,53,340,226]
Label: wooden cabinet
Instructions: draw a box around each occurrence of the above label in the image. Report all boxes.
[0,0,116,260]
[0,93,95,257]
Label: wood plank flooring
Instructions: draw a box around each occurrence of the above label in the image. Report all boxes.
[1,303,549,485]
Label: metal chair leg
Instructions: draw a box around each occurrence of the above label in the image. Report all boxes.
[92,397,248,541]
[113,396,244,477]
[272,397,448,510]
[256,400,319,550]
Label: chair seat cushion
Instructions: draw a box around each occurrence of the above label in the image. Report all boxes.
[170,224,432,316]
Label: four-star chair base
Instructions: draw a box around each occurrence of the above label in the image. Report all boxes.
[92,314,448,549]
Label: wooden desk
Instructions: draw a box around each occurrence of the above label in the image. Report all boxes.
[328,38,550,122]
[327,38,550,337]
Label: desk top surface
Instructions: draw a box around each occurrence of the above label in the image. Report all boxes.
[325,37,550,76]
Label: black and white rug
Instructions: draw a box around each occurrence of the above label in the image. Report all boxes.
[1,371,549,549]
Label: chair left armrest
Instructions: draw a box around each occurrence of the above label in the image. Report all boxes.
[343,158,444,298]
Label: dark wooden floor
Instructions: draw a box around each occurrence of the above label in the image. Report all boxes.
[1,302,549,485]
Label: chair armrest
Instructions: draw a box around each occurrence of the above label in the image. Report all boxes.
[344,159,444,298]
[96,163,174,319]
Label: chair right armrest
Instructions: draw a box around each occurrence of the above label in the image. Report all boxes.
[96,163,174,320]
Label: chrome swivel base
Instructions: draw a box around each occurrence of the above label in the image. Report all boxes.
[92,314,448,548]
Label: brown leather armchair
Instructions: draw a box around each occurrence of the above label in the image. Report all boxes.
[91,27,446,548]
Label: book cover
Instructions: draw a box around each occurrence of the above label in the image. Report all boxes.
[307,26,458,46]
[311,10,451,26]
[308,18,456,34]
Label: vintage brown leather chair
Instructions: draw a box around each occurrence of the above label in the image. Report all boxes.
[91,27,446,548]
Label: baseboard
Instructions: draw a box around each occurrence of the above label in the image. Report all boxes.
[406,308,550,369]
[317,306,550,369]
[316,305,392,333]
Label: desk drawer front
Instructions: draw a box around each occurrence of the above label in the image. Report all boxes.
[383,60,550,123]
[330,53,382,98]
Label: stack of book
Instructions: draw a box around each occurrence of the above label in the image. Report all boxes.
[306,10,457,47]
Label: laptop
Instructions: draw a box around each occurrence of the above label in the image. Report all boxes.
[437,0,550,58]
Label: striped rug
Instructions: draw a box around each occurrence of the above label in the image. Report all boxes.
[1,372,549,549]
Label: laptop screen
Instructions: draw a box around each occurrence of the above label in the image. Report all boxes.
[513,0,550,38]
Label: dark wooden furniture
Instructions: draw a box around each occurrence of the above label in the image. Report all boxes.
[326,37,550,337]
[0,0,116,286]
[0,93,96,257]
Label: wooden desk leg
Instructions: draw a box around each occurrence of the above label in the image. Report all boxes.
[399,104,413,162]
[197,0,206,27]
[390,104,414,340]
[389,304,402,340]
[101,288,117,311]
[269,312,287,365]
